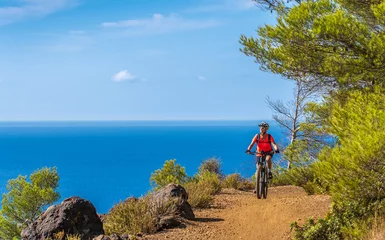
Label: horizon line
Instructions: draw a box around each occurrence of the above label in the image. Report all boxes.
[0,119,270,122]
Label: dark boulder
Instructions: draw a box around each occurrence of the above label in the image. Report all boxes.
[21,197,104,240]
[152,183,195,221]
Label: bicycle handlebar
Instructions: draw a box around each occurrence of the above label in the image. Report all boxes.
[245,150,274,156]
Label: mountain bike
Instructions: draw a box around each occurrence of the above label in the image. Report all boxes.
[249,151,271,199]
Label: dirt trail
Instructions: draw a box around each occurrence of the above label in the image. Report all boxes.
[145,186,331,240]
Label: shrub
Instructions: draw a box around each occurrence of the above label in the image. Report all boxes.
[222,174,243,190]
[198,158,222,176]
[196,170,221,195]
[271,165,323,195]
[0,167,60,239]
[239,177,255,191]
[292,199,385,239]
[184,180,214,208]
[104,195,180,235]
[150,159,188,189]
[65,234,80,240]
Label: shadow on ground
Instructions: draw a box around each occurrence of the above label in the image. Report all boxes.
[193,218,224,223]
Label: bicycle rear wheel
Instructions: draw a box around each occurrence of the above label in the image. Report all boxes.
[256,165,263,199]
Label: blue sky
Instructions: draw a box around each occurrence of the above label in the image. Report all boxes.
[0,0,294,121]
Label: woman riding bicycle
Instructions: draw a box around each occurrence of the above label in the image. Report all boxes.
[245,122,279,179]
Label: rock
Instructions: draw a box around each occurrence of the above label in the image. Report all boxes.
[92,233,131,240]
[151,184,195,222]
[21,196,104,240]
[158,216,183,229]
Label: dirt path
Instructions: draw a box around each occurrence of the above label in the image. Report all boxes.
[145,186,331,240]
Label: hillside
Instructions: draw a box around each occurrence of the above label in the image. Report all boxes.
[145,186,332,240]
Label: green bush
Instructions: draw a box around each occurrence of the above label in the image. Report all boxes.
[184,180,214,208]
[198,157,222,176]
[292,190,385,239]
[196,170,221,195]
[0,167,60,239]
[183,170,222,209]
[271,165,323,195]
[222,174,243,190]
[150,159,188,189]
[315,89,385,204]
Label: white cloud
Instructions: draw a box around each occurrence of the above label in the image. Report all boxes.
[0,0,78,25]
[198,76,207,81]
[112,70,137,82]
[101,13,221,35]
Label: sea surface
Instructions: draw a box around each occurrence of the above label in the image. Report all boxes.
[0,121,285,213]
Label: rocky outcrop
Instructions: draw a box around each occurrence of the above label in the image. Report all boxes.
[152,183,195,221]
[149,183,194,231]
[21,197,104,240]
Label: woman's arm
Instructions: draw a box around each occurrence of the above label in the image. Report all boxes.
[247,135,258,151]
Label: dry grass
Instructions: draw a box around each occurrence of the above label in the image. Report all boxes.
[65,234,81,240]
[184,180,214,208]
[365,216,385,240]
[104,195,180,236]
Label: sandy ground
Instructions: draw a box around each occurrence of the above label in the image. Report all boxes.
[143,186,332,240]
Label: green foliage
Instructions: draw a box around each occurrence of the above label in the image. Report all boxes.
[292,89,385,238]
[105,197,150,235]
[183,170,222,209]
[198,157,222,177]
[315,89,385,204]
[272,140,325,194]
[222,173,243,190]
[221,174,254,191]
[240,0,385,90]
[150,159,188,189]
[184,180,214,209]
[292,200,385,239]
[195,170,221,195]
[0,167,60,239]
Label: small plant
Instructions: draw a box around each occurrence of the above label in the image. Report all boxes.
[239,178,255,191]
[198,157,222,176]
[54,230,65,240]
[196,170,221,195]
[104,196,156,235]
[0,167,60,239]
[104,195,180,235]
[65,234,81,240]
[184,180,214,208]
[222,173,243,190]
[150,159,188,189]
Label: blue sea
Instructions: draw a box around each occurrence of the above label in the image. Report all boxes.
[0,121,285,214]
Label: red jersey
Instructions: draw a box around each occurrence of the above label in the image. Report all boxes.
[252,133,274,153]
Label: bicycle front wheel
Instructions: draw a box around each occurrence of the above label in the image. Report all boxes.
[256,165,263,199]
[262,166,268,199]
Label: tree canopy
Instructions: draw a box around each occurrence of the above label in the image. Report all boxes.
[0,167,60,239]
[241,0,385,90]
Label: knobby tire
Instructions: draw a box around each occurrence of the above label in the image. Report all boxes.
[256,163,268,199]
[262,165,268,199]
[256,164,263,199]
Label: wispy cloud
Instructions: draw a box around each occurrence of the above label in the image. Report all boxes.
[198,76,207,81]
[185,0,256,13]
[0,0,78,25]
[44,30,92,52]
[112,70,137,82]
[101,13,221,36]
